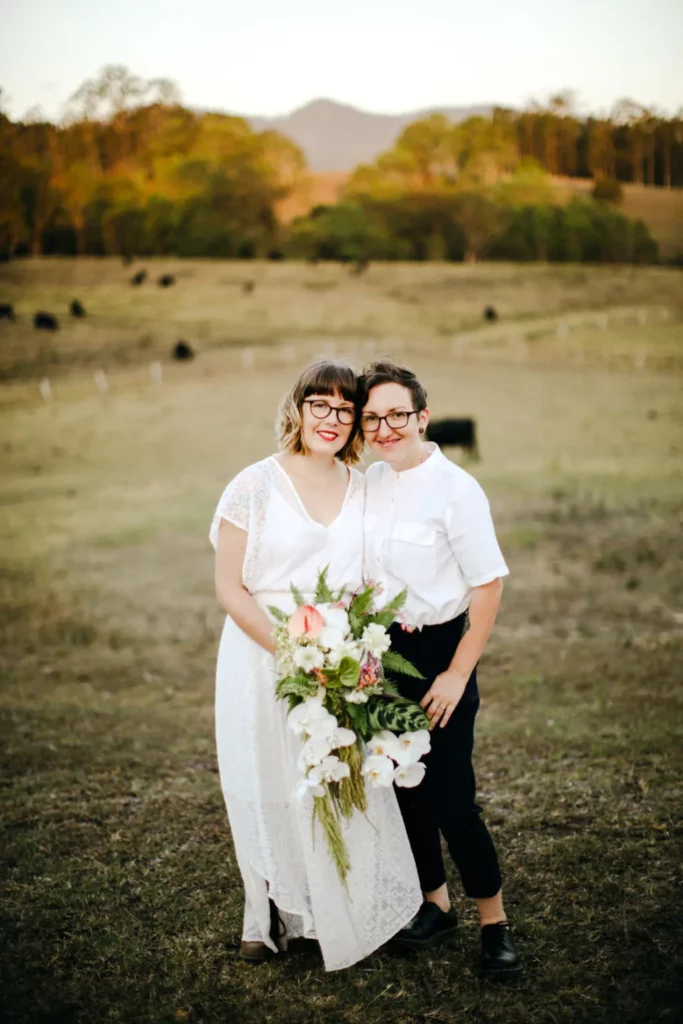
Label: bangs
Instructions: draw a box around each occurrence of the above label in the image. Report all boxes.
[277,358,364,465]
[299,360,357,404]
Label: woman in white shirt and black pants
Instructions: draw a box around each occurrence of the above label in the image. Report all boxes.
[360,360,521,978]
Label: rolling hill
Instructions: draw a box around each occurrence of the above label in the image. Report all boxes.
[244,97,491,172]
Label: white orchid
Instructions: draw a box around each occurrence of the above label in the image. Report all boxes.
[362,754,396,788]
[297,734,333,770]
[317,604,351,651]
[327,638,362,668]
[296,777,325,800]
[361,623,391,658]
[309,755,351,785]
[367,730,401,761]
[393,762,427,788]
[287,698,337,738]
[330,726,356,749]
[344,689,369,704]
[393,729,431,765]
[293,646,325,672]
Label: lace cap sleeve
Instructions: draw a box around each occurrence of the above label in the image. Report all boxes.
[209,463,267,551]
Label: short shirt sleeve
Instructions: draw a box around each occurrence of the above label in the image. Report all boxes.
[445,475,510,587]
[209,464,263,551]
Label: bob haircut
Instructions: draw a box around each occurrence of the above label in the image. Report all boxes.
[276,359,364,465]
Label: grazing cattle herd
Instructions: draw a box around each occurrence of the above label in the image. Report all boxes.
[1,263,488,456]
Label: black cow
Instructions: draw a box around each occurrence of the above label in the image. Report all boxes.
[173,340,194,361]
[131,271,147,286]
[0,303,16,321]
[70,299,86,318]
[426,418,479,459]
[483,306,498,322]
[34,311,59,331]
[267,250,285,261]
[158,274,175,287]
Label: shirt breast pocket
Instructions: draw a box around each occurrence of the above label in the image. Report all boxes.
[390,521,437,583]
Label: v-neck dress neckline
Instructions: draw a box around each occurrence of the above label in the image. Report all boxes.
[270,455,352,530]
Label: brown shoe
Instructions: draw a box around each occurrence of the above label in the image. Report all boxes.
[239,940,277,963]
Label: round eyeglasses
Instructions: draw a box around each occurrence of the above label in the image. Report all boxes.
[303,399,356,425]
[360,410,419,433]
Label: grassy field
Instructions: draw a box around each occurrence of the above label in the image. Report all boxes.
[1,260,682,1024]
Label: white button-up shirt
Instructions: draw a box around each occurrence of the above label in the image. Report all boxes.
[363,444,509,629]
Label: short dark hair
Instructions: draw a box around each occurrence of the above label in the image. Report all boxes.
[358,359,427,412]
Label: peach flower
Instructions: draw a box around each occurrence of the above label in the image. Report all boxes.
[287,604,325,639]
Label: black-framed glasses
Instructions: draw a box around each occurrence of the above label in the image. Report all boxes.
[360,410,419,433]
[303,399,356,425]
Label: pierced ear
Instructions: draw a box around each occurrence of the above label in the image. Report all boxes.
[418,427,425,434]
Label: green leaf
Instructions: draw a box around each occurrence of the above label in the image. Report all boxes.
[343,701,373,741]
[366,609,395,630]
[338,656,361,688]
[314,566,336,605]
[275,675,318,701]
[382,650,425,679]
[267,605,289,623]
[366,695,430,734]
[349,585,375,618]
[290,583,306,608]
[383,588,408,614]
[379,675,400,696]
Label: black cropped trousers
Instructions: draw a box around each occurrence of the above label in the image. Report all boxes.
[388,613,502,898]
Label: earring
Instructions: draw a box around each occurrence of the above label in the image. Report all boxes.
[419,427,425,435]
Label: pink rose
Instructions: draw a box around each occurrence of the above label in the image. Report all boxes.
[287,604,324,639]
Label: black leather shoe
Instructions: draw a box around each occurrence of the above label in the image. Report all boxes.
[480,921,521,978]
[392,902,458,950]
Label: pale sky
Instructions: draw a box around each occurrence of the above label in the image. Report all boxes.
[1,0,682,122]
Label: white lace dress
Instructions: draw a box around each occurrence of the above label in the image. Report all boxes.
[209,456,421,971]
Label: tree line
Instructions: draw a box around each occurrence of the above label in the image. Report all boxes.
[0,67,304,260]
[0,70,680,264]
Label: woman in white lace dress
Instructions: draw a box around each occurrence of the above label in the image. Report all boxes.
[209,360,421,971]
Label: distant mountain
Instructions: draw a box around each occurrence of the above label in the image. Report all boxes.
[243,98,492,172]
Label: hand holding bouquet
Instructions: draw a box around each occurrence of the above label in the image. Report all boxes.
[269,569,430,883]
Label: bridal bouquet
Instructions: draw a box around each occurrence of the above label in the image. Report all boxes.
[269,569,431,883]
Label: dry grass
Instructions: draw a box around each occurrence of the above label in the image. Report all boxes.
[1,260,682,1023]
[1,259,682,384]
